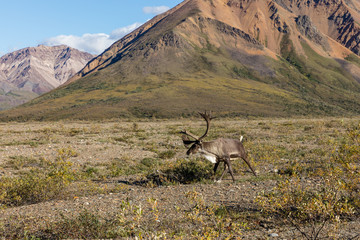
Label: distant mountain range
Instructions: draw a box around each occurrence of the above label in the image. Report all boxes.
[0,45,94,110]
[1,0,360,120]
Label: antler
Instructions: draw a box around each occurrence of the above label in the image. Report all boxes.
[179,130,199,140]
[180,111,215,141]
[181,135,196,146]
[198,111,215,141]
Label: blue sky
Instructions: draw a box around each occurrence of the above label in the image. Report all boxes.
[0,0,183,56]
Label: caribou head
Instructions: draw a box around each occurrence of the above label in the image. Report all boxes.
[181,111,215,156]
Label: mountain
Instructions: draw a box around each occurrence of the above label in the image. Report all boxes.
[1,0,360,120]
[0,45,94,110]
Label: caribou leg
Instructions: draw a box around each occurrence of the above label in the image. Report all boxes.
[241,155,257,176]
[218,162,227,182]
[213,161,220,181]
[217,157,236,182]
[225,157,236,182]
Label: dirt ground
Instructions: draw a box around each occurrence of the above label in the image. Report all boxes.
[0,118,359,239]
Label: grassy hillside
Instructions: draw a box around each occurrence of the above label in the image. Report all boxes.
[0,90,38,111]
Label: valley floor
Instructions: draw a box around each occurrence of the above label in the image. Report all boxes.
[0,117,359,239]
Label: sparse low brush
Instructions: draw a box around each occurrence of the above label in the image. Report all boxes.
[35,200,164,239]
[332,123,360,209]
[0,148,77,207]
[184,190,247,239]
[256,123,360,239]
[17,190,247,239]
[37,210,121,239]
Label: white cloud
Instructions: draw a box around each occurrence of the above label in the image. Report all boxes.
[44,33,113,55]
[43,22,142,55]
[110,22,142,39]
[143,6,170,15]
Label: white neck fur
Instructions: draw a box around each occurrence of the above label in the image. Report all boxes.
[199,149,217,164]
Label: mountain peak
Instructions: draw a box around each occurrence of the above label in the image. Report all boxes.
[0,45,94,110]
[70,0,360,83]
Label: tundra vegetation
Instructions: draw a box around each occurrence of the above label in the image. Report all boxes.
[0,117,359,239]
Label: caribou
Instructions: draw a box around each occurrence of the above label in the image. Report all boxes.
[180,111,257,182]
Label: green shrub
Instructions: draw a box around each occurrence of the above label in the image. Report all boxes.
[158,150,176,159]
[84,167,100,178]
[140,157,160,168]
[0,148,77,207]
[147,158,213,185]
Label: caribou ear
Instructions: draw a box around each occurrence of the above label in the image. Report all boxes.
[182,135,196,146]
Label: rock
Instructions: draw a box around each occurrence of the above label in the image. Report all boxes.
[269,232,279,237]
[295,15,329,49]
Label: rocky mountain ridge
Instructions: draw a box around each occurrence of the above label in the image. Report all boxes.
[0,45,94,110]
